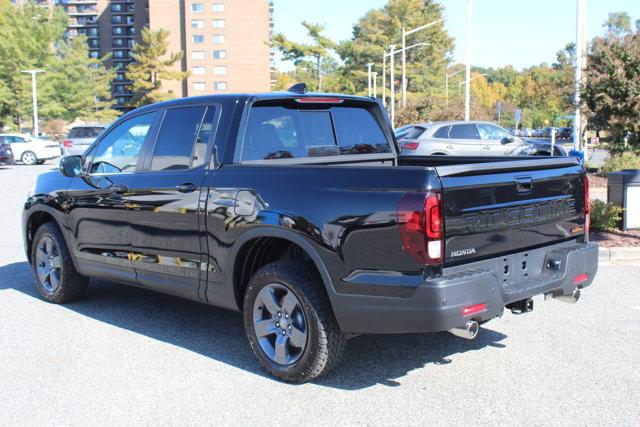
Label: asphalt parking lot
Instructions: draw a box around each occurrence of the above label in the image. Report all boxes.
[1,163,639,425]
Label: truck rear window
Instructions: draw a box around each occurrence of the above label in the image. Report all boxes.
[242,105,391,161]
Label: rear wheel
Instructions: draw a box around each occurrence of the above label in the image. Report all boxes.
[243,261,345,382]
[31,222,88,303]
[21,151,37,165]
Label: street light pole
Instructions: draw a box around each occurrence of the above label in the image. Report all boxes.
[367,63,374,97]
[401,18,445,108]
[464,0,473,121]
[372,72,378,98]
[390,44,396,127]
[445,67,465,107]
[382,54,386,106]
[22,70,45,137]
[573,0,586,152]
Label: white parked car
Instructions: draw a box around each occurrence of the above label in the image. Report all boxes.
[0,134,61,165]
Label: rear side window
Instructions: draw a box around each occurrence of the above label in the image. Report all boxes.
[448,124,479,139]
[401,126,426,140]
[150,106,214,171]
[69,127,104,138]
[432,126,450,138]
[242,105,391,161]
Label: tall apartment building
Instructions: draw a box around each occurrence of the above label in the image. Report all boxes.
[15,0,274,109]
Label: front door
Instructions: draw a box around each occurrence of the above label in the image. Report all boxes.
[65,111,158,283]
[128,105,217,301]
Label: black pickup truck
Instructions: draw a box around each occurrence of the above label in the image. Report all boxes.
[23,89,598,382]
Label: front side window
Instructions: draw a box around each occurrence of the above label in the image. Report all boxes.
[477,123,511,140]
[150,107,215,171]
[89,113,156,174]
[448,124,479,140]
[242,105,391,161]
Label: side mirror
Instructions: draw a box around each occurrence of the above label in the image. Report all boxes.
[59,155,84,177]
[502,136,515,144]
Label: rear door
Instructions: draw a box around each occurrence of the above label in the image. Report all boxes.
[437,158,587,264]
[445,124,486,156]
[127,105,218,300]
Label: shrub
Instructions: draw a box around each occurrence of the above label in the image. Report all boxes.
[590,200,623,231]
[601,152,640,175]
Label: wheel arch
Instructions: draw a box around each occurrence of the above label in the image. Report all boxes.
[24,207,67,265]
[228,228,335,312]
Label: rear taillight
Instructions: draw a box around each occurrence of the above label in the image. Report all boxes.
[401,140,420,150]
[63,140,73,148]
[583,176,590,235]
[398,192,443,265]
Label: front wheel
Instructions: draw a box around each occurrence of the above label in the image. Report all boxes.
[243,261,345,382]
[21,151,38,165]
[31,222,88,303]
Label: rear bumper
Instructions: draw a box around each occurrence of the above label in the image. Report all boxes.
[332,241,598,334]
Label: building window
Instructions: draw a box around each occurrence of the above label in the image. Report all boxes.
[214,81,227,91]
[213,66,227,75]
[112,38,124,47]
[192,35,205,44]
[193,82,206,91]
[89,51,99,59]
[212,19,225,28]
[191,3,204,12]
[212,35,226,44]
[192,51,205,60]
[192,66,206,75]
[112,15,123,24]
[212,3,224,12]
[191,19,204,29]
[111,3,122,12]
[113,27,124,35]
[212,50,226,59]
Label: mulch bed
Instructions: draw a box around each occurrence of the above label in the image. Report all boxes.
[587,173,608,189]
[590,229,640,247]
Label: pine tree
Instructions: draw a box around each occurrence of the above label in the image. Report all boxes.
[126,28,189,107]
[40,36,118,122]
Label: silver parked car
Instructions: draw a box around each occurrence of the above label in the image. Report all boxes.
[62,124,108,156]
[397,121,565,157]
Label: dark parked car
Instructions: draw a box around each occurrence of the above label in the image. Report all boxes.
[0,140,14,165]
[558,127,573,139]
[23,90,598,382]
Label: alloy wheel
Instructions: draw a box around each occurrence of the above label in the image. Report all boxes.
[252,283,308,365]
[34,236,62,293]
[22,151,36,165]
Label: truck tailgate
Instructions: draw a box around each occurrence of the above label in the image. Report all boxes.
[436,158,587,264]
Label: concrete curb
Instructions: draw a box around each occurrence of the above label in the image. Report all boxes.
[598,246,640,262]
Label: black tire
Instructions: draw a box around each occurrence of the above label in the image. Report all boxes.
[30,222,88,303]
[21,150,38,165]
[243,261,345,382]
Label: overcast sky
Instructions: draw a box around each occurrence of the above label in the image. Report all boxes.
[272,0,640,70]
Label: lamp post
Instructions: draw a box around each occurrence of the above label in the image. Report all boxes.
[458,73,486,95]
[445,67,465,107]
[366,63,374,97]
[383,42,428,108]
[372,72,378,98]
[389,44,396,127]
[573,0,586,153]
[401,18,445,107]
[464,0,473,121]
[22,70,45,137]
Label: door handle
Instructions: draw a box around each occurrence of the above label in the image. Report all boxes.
[483,145,491,150]
[175,183,197,193]
[111,184,128,194]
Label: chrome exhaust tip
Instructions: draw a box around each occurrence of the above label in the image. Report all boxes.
[448,320,479,340]
[555,289,581,304]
